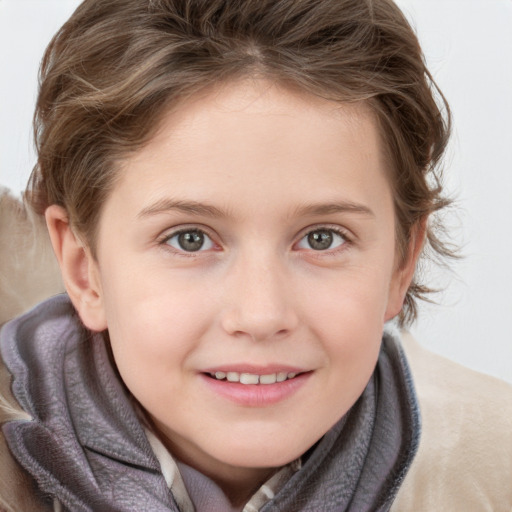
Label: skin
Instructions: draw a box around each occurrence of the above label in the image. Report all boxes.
[46,79,423,506]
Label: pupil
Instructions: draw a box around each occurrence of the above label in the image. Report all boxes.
[308,230,333,250]
[178,231,204,251]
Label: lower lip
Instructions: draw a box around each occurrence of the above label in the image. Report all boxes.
[200,372,311,407]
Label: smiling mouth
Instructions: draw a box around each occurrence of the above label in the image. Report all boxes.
[206,371,303,385]
[202,369,312,406]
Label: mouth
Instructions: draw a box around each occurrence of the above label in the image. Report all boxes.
[205,371,302,385]
[201,367,312,406]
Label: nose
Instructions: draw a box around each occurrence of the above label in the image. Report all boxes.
[220,253,299,342]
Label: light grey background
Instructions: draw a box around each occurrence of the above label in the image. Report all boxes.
[1,0,511,383]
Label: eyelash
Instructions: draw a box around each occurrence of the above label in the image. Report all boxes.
[295,225,351,254]
[158,227,218,256]
[157,225,352,256]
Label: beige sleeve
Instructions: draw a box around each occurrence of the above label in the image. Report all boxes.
[0,187,64,326]
[392,332,512,512]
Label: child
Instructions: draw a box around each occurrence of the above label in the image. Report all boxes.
[1,0,511,510]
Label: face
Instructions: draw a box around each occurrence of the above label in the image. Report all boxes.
[81,80,411,487]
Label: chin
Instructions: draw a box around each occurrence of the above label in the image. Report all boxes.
[220,451,299,471]
[209,431,317,469]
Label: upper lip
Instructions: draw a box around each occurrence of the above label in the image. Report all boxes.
[201,364,307,375]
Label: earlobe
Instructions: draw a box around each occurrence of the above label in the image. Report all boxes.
[45,205,107,332]
[385,218,427,321]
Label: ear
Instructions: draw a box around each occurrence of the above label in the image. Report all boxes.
[45,205,107,332]
[384,218,427,321]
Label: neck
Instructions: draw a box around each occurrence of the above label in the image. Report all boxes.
[194,464,276,507]
[149,418,278,507]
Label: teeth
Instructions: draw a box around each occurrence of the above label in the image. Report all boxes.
[210,371,300,384]
[259,374,277,385]
[227,372,240,382]
[240,373,259,385]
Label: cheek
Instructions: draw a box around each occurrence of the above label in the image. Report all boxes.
[304,262,393,332]
[300,266,393,388]
[101,253,207,330]
[98,262,213,387]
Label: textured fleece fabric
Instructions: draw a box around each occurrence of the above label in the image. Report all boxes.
[0,295,420,511]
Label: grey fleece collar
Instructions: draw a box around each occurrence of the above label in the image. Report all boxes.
[1,295,420,511]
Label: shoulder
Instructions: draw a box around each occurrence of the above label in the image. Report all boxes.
[0,350,52,512]
[393,331,512,512]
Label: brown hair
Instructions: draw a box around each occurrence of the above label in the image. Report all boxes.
[27,0,453,325]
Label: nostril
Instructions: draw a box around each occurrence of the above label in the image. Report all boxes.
[220,297,299,341]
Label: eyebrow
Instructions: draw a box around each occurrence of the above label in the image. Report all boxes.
[137,199,228,219]
[137,198,374,219]
[293,201,375,218]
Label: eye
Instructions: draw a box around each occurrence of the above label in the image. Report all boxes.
[164,229,214,252]
[296,228,346,251]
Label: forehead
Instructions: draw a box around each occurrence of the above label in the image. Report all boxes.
[107,79,392,222]
[147,80,381,156]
